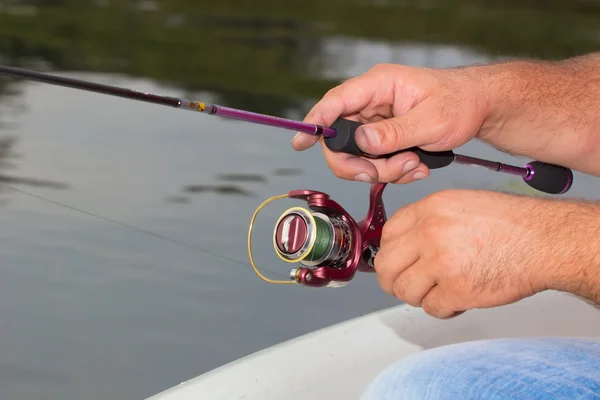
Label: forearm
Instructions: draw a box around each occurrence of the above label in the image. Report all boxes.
[542,198,600,305]
[473,53,600,176]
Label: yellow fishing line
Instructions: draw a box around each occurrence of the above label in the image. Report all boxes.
[248,193,295,285]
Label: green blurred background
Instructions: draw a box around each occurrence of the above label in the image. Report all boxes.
[2,0,600,111]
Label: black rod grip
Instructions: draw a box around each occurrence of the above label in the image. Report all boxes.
[324,117,455,170]
[523,161,573,194]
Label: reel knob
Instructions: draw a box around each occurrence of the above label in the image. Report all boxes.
[274,212,309,257]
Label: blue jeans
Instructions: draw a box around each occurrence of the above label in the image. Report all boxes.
[361,337,600,399]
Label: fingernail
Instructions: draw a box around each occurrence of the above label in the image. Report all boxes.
[413,171,427,180]
[356,127,380,150]
[402,160,418,174]
[354,173,374,183]
[292,132,301,141]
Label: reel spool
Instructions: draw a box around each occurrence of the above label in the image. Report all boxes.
[248,183,388,288]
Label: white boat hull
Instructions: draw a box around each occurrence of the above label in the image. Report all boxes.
[148,291,600,399]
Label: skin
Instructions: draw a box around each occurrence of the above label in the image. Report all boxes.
[291,53,600,318]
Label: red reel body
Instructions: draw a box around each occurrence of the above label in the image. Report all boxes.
[248,183,388,288]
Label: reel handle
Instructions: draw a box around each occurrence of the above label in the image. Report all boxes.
[324,117,454,169]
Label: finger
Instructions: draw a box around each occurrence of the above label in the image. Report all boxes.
[392,261,437,307]
[321,143,419,183]
[382,203,419,242]
[320,139,380,182]
[291,74,381,150]
[291,131,321,151]
[354,98,448,156]
[360,152,431,183]
[421,285,463,319]
[391,164,430,184]
[292,110,363,151]
[374,233,419,296]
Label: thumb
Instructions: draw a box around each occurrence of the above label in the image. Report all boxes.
[355,101,444,155]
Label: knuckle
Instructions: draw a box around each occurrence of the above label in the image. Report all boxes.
[421,300,440,318]
[377,119,403,151]
[387,119,406,146]
[381,220,395,242]
[421,296,448,319]
[368,63,393,74]
[322,88,342,104]
[381,206,413,241]
[419,215,443,240]
[431,117,453,139]
[373,255,395,296]
[435,258,459,282]
[372,251,388,274]
[392,278,419,307]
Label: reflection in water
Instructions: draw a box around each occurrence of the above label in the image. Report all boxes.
[164,195,191,204]
[272,168,304,176]
[0,176,68,190]
[0,136,19,170]
[215,173,266,183]
[0,136,68,196]
[0,76,69,195]
[181,184,253,197]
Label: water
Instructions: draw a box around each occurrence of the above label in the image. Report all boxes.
[0,1,599,399]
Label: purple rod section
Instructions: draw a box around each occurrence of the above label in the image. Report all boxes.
[0,65,337,138]
[212,106,337,137]
[454,154,529,178]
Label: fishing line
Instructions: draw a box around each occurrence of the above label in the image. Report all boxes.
[0,183,290,280]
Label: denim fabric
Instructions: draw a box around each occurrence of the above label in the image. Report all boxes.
[361,337,600,399]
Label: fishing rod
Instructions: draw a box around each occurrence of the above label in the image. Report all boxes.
[0,64,575,289]
[0,65,573,196]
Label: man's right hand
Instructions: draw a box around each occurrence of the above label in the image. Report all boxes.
[292,55,600,183]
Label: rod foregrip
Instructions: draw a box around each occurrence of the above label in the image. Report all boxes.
[324,117,455,169]
[524,161,573,195]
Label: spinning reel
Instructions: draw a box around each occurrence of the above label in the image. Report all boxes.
[248,183,387,288]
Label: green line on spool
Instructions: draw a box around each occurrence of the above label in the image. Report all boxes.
[307,216,333,261]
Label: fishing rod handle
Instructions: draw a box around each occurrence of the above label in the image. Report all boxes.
[324,117,455,169]
[324,117,574,195]
[524,161,573,195]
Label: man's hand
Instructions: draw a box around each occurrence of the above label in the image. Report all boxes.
[293,54,600,182]
[374,189,600,318]
[292,63,490,184]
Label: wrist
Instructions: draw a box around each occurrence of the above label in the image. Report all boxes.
[470,56,600,174]
[541,200,600,303]
[475,58,562,139]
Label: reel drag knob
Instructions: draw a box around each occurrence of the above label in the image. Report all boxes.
[273,207,353,268]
